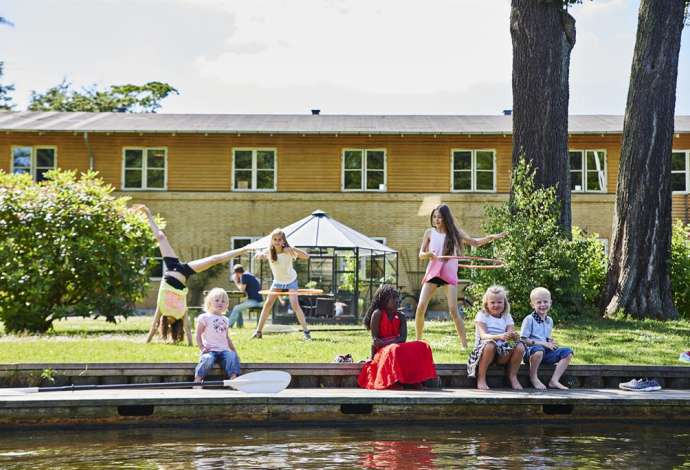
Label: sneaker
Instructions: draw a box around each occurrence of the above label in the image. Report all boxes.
[679,351,690,363]
[303,330,312,341]
[250,331,263,339]
[334,354,353,363]
[619,378,662,392]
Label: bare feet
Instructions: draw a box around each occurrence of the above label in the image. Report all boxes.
[477,381,490,391]
[510,378,523,390]
[548,380,569,390]
[530,377,547,390]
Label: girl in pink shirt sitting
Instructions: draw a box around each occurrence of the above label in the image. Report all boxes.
[194,288,241,383]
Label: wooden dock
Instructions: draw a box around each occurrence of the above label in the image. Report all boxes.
[1,387,689,429]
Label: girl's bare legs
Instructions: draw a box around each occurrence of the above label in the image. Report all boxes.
[133,205,177,258]
[445,284,467,348]
[414,283,438,341]
[497,343,525,390]
[146,308,163,343]
[549,353,572,389]
[186,247,247,274]
[529,351,547,390]
[288,292,311,339]
[476,342,496,390]
[253,294,279,337]
[183,312,193,346]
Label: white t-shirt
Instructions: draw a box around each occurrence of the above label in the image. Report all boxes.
[268,252,297,284]
[474,310,514,346]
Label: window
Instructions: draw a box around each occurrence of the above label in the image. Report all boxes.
[122,148,167,190]
[451,149,496,192]
[11,146,56,182]
[231,236,261,274]
[570,150,607,192]
[233,149,276,191]
[672,150,689,193]
[147,255,164,280]
[342,149,386,191]
[371,237,387,246]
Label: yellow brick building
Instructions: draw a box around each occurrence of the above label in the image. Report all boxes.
[2,112,689,308]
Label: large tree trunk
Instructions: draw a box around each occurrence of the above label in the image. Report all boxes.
[604,0,685,320]
[510,0,575,233]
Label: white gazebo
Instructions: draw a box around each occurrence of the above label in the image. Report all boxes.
[244,210,398,319]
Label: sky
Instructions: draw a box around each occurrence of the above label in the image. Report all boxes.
[1,0,689,115]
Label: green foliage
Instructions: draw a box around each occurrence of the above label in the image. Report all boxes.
[0,170,155,333]
[671,220,690,318]
[466,158,605,322]
[0,62,15,111]
[28,80,178,113]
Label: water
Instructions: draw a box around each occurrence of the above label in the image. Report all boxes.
[0,423,688,469]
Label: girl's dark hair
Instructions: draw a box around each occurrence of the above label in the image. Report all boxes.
[362,284,400,330]
[430,204,465,256]
[160,317,184,342]
[269,228,290,262]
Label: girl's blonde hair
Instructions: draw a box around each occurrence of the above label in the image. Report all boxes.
[204,287,229,313]
[481,285,510,317]
[269,228,290,262]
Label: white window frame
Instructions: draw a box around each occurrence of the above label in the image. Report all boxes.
[450,149,497,193]
[232,148,277,192]
[10,145,57,181]
[371,237,387,246]
[341,148,387,192]
[569,149,607,193]
[230,236,261,274]
[121,147,168,191]
[672,150,690,194]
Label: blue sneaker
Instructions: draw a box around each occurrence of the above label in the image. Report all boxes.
[619,378,661,392]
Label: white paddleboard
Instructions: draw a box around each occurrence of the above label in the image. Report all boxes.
[224,371,291,394]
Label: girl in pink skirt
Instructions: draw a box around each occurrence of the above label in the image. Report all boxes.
[414,204,505,348]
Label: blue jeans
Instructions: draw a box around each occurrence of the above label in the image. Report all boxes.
[524,345,574,365]
[194,350,241,380]
[228,299,263,328]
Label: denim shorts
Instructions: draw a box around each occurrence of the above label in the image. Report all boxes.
[524,345,573,365]
[271,279,299,290]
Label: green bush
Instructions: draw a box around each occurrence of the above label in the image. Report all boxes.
[0,170,154,333]
[671,220,690,318]
[465,159,605,322]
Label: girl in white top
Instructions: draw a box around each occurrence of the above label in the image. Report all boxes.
[468,285,525,390]
[252,228,312,340]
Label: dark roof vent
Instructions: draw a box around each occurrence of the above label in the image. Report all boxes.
[503,109,512,116]
[311,109,320,115]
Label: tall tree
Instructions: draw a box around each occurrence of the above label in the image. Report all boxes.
[28,81,178,113]
[0,62,15,110]
[510,0,577,233]
[604,0,687,320]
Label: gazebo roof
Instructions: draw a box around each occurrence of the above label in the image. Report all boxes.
[244,210,397,253]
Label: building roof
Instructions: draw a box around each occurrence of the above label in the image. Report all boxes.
[1,111,689,135]
[244,210,397,253]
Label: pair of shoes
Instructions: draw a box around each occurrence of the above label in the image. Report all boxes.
[303,330,312,341]
[334,354,353,363]
[250,331,263,339]
[619,377,662,392]
[679,351,690,363]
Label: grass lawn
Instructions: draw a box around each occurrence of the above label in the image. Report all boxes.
[1,316,689,365]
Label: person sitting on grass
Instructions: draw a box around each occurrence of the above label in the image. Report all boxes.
[467,285,525,390]
[228,264,263,328]
[358,285,437,390]
[194,288,241,384]
[520,287,574,390]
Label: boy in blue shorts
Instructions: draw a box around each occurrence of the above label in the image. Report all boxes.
[520,287,573,390]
